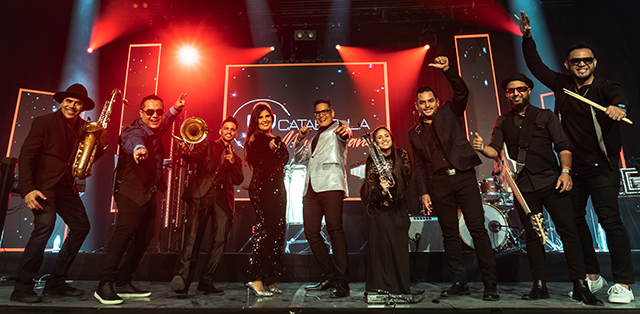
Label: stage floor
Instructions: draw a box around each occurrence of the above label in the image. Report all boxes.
[0,281,638,313]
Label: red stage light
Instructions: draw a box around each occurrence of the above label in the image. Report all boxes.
[335,44,341,50]
[179,46,199,65]
[270,46,275,51]
[424,44,430,50]
[87,47,93,53]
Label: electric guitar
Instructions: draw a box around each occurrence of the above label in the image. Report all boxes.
[500,144,547,245]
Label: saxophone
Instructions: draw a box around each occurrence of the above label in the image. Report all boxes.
[72,88,128,179]
[361,133,395,199]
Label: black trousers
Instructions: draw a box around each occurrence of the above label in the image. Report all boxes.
[516,183,585,281]
[99,193,156,285]
[173,199,233,289]
[15,180,90,290]
[303,188,349,283]
[571,166,635,284]
[430,169,497,284]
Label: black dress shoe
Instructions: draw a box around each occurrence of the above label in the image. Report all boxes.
[572,279,604,306]
[197,284,224,296]
[305,280,335,291]
[43,282,85,297]
[440,282,470,297]
[10,288,42,303]
[330,282,350,298]
[522,279,550,300]
[483,283,500,301]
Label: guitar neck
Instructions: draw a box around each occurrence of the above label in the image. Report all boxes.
[501,160,532,215]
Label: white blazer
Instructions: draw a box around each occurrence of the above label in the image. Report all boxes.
[294,120,349,196]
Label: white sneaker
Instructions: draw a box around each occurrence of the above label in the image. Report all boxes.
[608,284,635,304]
[568,276,608,297]
[587,276,608,293]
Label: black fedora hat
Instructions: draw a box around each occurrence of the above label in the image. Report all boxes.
[501,73,534,92]
[53,83,96,111]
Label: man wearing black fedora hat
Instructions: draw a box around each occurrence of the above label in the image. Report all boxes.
[472,73,602,305]
[11,83,107,303]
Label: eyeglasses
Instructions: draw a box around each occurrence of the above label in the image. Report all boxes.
[569,57,595,66]
[313,109,332,117]
[506,86,529,95]
[142,109,164,116]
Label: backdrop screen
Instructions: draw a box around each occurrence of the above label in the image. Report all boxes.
[223,63,390,199]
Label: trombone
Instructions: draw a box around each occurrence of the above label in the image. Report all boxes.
[173,117,209,150]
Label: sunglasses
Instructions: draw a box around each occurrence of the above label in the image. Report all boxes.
[569,57,595,66]
[506,86,529,95]
[313,109,332,117]
[142,109,164,117]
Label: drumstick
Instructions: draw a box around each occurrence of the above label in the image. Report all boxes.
[563,88,633,124]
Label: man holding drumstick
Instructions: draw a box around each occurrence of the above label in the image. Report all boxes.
[517,11,634,304]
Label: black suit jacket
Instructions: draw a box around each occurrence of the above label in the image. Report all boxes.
[407,67,480,196]
[19,110,107,196]
[182,139,243,212]
[19,111,85,196]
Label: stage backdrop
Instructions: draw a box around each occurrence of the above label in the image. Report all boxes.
[223,62,391,200]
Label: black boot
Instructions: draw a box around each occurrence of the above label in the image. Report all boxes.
[572,279,604,306]
[522,280,550,300]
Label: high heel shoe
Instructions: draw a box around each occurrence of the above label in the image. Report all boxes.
[245,282,273,297]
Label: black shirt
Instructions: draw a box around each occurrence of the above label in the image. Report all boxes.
[489,105,570,192]
[522,36,630,172]
[423,121,453,174]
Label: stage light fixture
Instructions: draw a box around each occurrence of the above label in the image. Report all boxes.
[424,44,430,50]
[270,46,275,51]
[294,30,316,41]
[132,2,139,9]
[179,46,198,66]
[335,44,341,50]
[87,47,93,53]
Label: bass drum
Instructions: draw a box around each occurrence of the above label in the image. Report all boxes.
[459,203,508,250]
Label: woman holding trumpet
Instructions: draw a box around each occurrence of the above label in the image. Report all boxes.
[360,126,413,295]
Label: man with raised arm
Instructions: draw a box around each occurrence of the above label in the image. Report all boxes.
[407,56,499,301]
[517,11,634,304]
[474,73,602,305]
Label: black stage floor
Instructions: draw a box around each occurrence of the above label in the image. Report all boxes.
[1,251,639,313]
[0,281,638,313]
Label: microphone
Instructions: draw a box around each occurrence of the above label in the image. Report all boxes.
[274,136,281,146]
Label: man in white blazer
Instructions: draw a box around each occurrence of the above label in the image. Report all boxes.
[295,98,351,298]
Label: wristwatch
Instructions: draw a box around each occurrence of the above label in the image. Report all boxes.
[561,169,572,175]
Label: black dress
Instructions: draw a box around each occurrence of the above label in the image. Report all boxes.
[360,148,412,294]
[246,133,289,281]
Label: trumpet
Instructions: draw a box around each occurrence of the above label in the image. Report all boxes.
[172,117,209,149]
[361,132,395,199]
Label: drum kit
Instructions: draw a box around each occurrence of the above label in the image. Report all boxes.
[458,177,525,251]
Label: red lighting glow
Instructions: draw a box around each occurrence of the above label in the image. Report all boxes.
[179,46,199,65]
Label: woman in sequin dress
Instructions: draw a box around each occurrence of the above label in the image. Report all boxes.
[360,126,413,294]
[244,103,289,295]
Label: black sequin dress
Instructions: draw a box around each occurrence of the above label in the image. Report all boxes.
[360,148,412,294]
[246,132,289,281]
